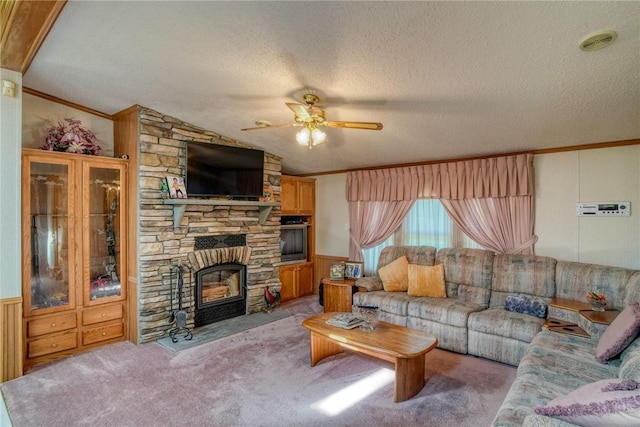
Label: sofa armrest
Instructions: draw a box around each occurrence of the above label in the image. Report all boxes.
[355,276,383,292]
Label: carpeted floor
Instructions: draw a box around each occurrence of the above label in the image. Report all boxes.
[1,297,516,427]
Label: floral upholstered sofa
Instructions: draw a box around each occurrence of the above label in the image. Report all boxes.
[352,246,640,426]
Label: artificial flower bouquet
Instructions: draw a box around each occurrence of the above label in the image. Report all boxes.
[587,291,607,311]
[41,118,101,155]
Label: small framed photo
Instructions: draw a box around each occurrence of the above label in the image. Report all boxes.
[166,175,187,199]
[344,261,364,279]
[329,262,346,280]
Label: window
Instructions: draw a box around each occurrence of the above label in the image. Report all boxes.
[362,199,482,275]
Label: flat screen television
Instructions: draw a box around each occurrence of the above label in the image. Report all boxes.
[186,141,264,199]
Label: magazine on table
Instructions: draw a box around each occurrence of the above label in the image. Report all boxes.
[326,313,364,329]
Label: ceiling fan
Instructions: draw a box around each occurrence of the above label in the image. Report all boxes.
[241,93,383,148]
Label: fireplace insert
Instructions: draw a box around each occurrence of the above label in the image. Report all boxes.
[194,262,246,327]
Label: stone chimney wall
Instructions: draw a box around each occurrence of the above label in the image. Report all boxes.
[136,107,282,343]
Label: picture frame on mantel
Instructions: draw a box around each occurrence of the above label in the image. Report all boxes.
[330,262,346,280]
[166,175,187,199]
[344,261,364,279]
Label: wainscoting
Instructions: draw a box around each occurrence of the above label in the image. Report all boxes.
[314,254,349,294]
[1,296,23,382]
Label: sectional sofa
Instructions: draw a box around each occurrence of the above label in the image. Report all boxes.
[352,246,640,426]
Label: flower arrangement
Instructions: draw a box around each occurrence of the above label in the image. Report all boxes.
[41,118,101,155]
[587,292,607,311]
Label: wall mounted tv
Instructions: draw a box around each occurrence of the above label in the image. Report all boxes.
[186,141,265,199]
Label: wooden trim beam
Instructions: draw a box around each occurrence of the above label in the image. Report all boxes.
[24,86,112,120]
[1,0,67,73]
[301,138,640,177]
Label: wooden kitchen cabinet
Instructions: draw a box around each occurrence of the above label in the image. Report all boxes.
[281,175,315,215]
[279,262,314,301]
[21,149,128,369]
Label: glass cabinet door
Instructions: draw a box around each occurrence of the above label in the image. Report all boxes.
[23,156,76,314]
[84,162,126,305]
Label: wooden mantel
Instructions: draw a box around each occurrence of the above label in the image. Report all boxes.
[162,199,279,230]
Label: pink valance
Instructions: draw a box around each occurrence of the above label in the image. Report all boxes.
[346,153,533,201]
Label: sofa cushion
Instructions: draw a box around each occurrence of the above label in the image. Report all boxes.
[596,302,640,363]
[407,263,446,297]
[505,294,548,318]
[534,378,640,426]
[377,245,437,271]
[620,337,640,381]
[379,256,409,292]
[468,308,545,342]
[490,254,556,308]
[436,248,495,306]
[555,261,638,310]
[352,290,412,316]
[407,298,485,328]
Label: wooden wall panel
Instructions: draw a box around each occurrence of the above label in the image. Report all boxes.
[313,254,349,294]
[1,296,23,381]
[114,106,140,344]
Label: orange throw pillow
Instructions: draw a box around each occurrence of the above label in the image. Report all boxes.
[407,263,446,298]
[379,256,410,292]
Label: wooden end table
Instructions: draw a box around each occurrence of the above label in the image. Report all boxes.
[321,278,357,313]
[302,312,438,402]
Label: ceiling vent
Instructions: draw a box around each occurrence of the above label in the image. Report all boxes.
[579,30,618,51]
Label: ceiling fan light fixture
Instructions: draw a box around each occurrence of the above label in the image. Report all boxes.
[311,127,326,145]
[296,127,310,145]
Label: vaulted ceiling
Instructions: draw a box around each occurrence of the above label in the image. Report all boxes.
[4,1,640,175]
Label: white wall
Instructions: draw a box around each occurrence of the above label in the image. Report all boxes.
[314,173,350,257]
[0,69,23,298]
[22,93,114,156]
[535,146,640,269]
[315,145,640,269]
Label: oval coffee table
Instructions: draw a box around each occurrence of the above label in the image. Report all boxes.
[302,312,438,402]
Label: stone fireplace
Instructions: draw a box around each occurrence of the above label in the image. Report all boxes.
[135,107,282,344]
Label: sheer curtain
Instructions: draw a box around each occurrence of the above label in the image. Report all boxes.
[362,200,482,275]
[348,200,414,262]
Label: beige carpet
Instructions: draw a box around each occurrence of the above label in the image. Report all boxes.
[1,297,516,426]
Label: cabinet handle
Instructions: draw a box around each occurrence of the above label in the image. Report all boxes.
[51,323,56,327]
[52,343,57,348]
[102,332,107,336]
[101,313,106,317]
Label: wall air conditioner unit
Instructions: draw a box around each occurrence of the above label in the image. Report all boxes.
[576,202,630,216]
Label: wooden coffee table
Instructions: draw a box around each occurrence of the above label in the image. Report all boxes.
[302,312,438,402]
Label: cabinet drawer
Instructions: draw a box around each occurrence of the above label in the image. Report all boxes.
[82,323,123,345]
[83,304,123,326]
[27,312,77,338]
[28,332,77,358]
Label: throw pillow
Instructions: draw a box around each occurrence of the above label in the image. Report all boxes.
[379,256,410,292]
[504,294,548,318]
[407,263,446,298]
[596,302,640,363]
[534,378,640,426]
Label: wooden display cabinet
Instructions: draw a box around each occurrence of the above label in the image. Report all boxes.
[281,175,315,215]
[21,149,128,369]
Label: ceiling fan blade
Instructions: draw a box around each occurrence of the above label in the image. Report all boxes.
[326,121,383,131]
[286,102,311,121]
[241,123,297,131]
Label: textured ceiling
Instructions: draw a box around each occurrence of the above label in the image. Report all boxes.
[23,1,640,175]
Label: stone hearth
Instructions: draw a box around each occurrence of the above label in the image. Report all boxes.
[135,107,282,343]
